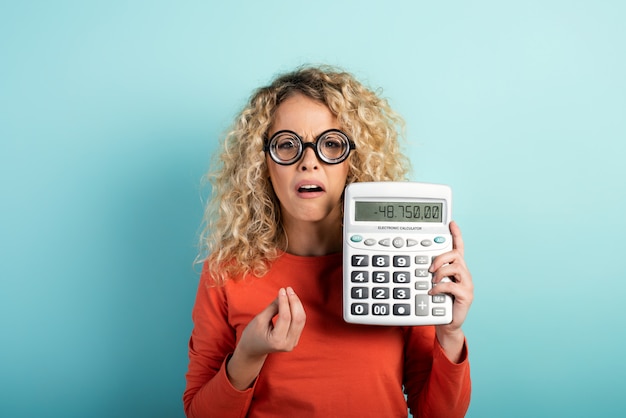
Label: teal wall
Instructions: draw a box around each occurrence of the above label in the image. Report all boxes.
[2,1,625,417]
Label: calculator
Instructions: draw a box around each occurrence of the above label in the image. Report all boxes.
[343,182,453,326]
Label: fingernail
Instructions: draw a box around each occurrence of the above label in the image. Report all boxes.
[279,288,287,296]
[286,286,295,295]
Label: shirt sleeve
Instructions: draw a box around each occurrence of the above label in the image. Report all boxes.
[402,326,471,418]
[183,270,256,418]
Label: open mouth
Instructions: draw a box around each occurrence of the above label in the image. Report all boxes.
[298,184,324,193]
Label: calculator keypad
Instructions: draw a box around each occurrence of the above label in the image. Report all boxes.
[344,235,453,325]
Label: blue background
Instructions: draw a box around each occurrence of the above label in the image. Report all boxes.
[1,1,625,417]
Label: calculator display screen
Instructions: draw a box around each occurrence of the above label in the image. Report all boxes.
[355,201,443,222]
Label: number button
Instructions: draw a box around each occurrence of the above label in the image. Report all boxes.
[351,255,369,267]
[351,271,369,283]
[393,271,410,283]
[351,303,369,316]
[393,255,410,267]
[393,288,410,299]
[372,287,390,299]
[351,287,369,299]
[372,304,390,316]
[372,255,389,267]
[373,271,390,283]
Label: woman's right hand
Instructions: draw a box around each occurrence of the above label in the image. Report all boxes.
[226,287,306,390]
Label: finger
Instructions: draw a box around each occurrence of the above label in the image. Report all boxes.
[285,287,306,343]
[429,250,465,275]
[256,294,280,324]
[428,280,455,297]
[429,280,472,304]
[270,288,292,338]
[431,266,474,297]
[285,287,306,349]
[432,263,465,285]
[450,220,465,257]
[432,283,472,329]
[429,222,466,273]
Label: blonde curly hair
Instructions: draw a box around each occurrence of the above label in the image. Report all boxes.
[199,65,411,284]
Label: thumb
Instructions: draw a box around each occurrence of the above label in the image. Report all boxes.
[255,295,280,324]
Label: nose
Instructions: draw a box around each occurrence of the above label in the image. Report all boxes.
[298,142,319,170]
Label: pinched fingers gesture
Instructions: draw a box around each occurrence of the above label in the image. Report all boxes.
[227,287,306,390]
[239,287,307,358]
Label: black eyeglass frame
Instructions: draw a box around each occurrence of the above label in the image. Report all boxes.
[263,129,356,166]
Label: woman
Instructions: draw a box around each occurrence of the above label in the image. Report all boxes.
[184,65,473,417]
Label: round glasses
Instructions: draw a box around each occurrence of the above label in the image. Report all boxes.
[264,129,356,166]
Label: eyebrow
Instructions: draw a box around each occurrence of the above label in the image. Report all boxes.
[267,129,344,141]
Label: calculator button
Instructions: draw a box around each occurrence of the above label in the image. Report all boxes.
[372,287,390,299]
[434,236,446,244]
[393,288,410,299]
[392,237,404,248]
[432,307,446,316]
[415,281,430,291]
[351,255,369,266]
[407,239,419,247]
[393,255,410,267]
[432,294,446,303]
[415,255,429,264]
[372,271,390,283]
[364,238,376,246]
[415,268,429,278]
[415,295,429,316]
[393,271,410,283]
[351,287,369,299]
[350,235,363,243]
[393,304,410,316]
[372,255,389,267]
[379,238,391,247]
[351,271,369,283]
[421,239,433,247]
[372,303,390,316]
[351,303,369,316]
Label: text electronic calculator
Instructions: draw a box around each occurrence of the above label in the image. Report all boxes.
[343,182,453,326]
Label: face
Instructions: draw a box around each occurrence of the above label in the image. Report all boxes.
[266,93,350,228]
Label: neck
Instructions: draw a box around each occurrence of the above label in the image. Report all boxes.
[282,215,343,257]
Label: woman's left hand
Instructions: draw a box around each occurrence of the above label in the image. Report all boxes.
[429,220,474,361]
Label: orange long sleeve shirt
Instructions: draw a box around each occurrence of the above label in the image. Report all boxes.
[184,252,471,417]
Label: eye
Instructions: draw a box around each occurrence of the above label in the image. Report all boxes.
[276,138,297,150]
[272,132,300,150]
[319,132,348,153]
[322,138,342,148]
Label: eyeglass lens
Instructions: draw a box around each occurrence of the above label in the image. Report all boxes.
[268,130,352,165]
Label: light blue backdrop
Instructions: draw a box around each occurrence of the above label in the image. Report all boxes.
[1,1,625,417]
